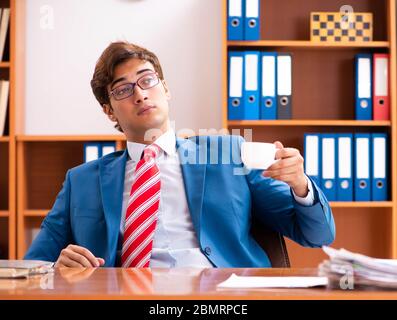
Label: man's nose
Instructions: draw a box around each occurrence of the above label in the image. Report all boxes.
[133,86,148,104]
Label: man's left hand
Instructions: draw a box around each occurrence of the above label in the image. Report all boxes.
[262,141,308,197]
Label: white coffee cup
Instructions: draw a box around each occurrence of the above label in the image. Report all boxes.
[241,142,277,170]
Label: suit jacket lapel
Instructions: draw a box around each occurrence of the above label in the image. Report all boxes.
[176,138,206,241]
[99,150,128,265]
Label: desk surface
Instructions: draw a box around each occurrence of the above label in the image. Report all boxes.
[0,268,396,300]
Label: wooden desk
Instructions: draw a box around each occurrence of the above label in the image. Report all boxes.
[0,268,396,300]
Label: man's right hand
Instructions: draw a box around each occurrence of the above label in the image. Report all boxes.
[55,244,105,267]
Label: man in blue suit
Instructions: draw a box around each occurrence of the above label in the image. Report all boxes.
[25,42,335,267]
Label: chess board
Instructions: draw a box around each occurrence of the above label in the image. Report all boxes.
[310,12,373,43]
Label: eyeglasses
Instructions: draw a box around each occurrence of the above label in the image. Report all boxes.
[109,72,160,101]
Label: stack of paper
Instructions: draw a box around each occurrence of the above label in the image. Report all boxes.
[319,246,397,289]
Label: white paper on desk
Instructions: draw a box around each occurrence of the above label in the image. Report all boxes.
[217,273,328,289]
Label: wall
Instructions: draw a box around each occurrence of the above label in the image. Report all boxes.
[24,0,222,135]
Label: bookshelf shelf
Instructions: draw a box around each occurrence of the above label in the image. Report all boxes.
[24,210,47,217]
[17,135,126,142]
[330,202,394,208]
[0,211,8,217]
[228,120,391,127]
[0,136,9,141]
[0,61,9,68]
[227,40,390,49]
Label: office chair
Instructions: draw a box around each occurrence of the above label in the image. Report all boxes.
[251,219,291,268]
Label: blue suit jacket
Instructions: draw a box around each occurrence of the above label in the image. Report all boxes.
[25,135,335,267]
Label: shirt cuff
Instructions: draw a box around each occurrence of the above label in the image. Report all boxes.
[292,175,315,206]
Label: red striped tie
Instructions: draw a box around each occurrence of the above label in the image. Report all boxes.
[121,144,161,268]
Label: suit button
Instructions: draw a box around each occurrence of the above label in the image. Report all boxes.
[204,247,211,256]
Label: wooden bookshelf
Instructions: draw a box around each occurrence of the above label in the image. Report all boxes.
[223,0,397,266]
[0,0,15,260]
[330,202,394,208]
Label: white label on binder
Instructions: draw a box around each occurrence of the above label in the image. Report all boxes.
[305,135,318,176]
[358,58,371,98]
[374,137,386,178]
[85,146,99,162]
[229,56,243,98]
[357,138,369,179]
[262,55,276,96]
[322,138,335,179]
[375,57,388,96]
[338,137,351,178]
[245,54,258,91]
[277,55,292,95]
[229,0,242,16]
[246,0,259,17]
[102,146,115,156]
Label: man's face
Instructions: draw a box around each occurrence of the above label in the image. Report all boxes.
[104,58,171,139]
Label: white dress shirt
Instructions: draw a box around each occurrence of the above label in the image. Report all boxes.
[121,129,213,267]
[120,129,314,267]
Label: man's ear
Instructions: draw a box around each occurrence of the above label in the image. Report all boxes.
[162,80,171,100]
[102,104,118,122]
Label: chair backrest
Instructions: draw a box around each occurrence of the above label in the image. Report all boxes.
[251,219,290,268]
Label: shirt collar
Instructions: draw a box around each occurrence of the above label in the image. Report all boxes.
[126,128,176,162]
